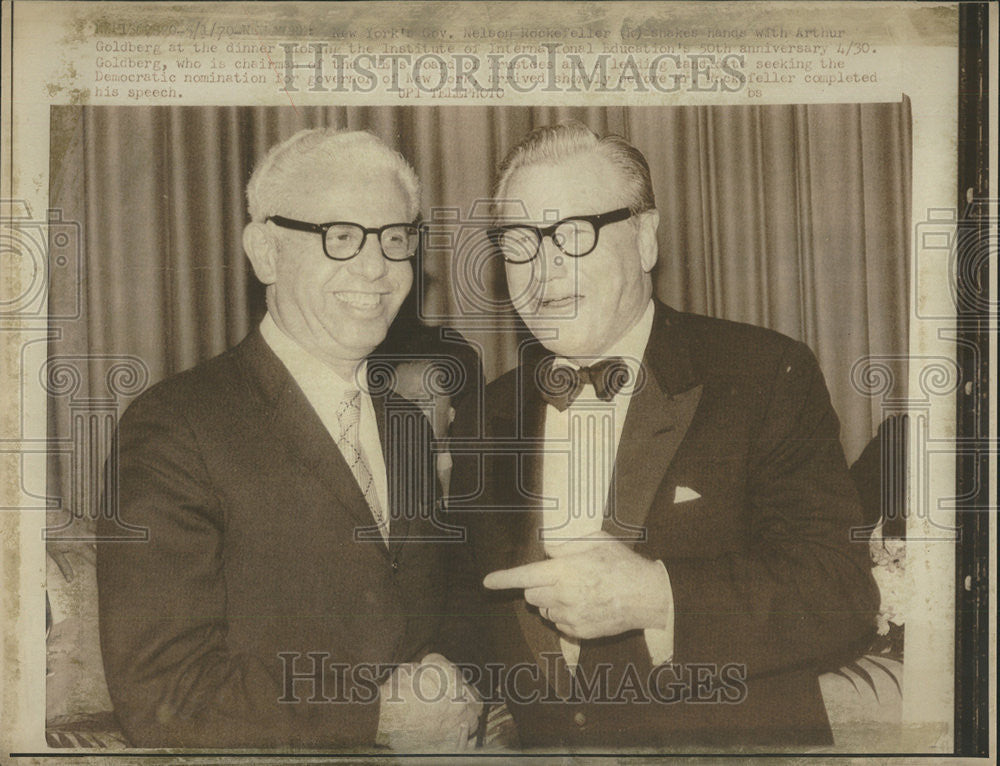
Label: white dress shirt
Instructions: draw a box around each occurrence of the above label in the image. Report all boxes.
[539,300,674,669]
[259,313,389,519]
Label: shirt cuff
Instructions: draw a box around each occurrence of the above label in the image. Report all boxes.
[642,559,674,666]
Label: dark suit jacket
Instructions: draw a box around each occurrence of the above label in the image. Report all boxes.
[448,302,879,748]
[97,328,452,748]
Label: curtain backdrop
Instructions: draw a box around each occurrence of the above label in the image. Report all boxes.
[47,103,910,530]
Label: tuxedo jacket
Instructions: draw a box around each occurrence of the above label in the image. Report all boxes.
[98,329,451,748]
[448,302,879,748]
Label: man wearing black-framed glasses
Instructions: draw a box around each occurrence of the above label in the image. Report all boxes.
[488,207,634,263]
[448,122,877,748]
[99,128,480,751]
[265,215,421,263]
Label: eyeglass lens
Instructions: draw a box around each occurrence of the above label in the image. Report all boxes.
[497,219,597,262]
[324,223,419,260]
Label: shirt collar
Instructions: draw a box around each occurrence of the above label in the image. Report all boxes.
[259,312,368,401]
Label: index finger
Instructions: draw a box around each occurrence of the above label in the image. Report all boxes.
[483,560,559,590]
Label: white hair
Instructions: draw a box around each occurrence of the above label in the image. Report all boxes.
[494,121,655,216]
[246,128,420,222]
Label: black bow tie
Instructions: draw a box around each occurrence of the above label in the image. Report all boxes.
[537,356,630,412]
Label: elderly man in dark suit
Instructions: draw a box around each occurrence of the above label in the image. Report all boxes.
[448,122,878,748]
[98,128,480,750]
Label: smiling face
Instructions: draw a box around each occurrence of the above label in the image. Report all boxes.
[502,150,660,360]
[244,163,414,374]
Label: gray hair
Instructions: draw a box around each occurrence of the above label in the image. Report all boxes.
[246,128,420,222]
[494,121,655,215]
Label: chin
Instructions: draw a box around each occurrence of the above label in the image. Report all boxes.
[541,337,592,358]
[357,328,389,350]
[330,322,387,350]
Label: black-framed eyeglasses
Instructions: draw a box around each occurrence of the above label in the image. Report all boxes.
[267,215,420,261]
[488,207,636,263]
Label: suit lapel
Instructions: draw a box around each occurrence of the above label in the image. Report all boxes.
[513,364,547,567]
[235,330,391,554]
[481,362,547,571]
[604,303,703,543]
[370,385,426,557]
[485,355,577,699]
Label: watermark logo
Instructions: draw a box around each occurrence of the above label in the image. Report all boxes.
[278,42,747,95]
[1,201,82,320]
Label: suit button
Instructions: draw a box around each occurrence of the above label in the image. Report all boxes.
[573,712,587,727]
[391,559,400,572]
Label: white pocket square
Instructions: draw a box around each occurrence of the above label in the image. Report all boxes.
[673,486,701,503]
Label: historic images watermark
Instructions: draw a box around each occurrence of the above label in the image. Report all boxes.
[278,653,748,707]
[278,43,748,96]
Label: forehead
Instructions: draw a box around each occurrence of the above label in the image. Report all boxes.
[504,150,625,219]
[282,161,409,223]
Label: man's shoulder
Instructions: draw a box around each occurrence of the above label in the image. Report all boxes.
[665,309,827,399]
[121,333,260,426]
[665,308,804,364]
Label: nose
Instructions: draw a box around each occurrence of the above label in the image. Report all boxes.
[349,232,389,281]
[536,234,569,282]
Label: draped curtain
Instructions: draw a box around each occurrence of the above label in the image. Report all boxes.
[47,103,910,527]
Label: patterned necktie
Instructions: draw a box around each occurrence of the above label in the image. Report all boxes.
[536,356,630,411]
[335,390,389,543]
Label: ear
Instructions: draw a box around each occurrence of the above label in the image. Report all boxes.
[637,209,660,273]
[243,222,278,285]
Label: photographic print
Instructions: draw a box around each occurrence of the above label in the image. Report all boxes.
[1,1,992,760]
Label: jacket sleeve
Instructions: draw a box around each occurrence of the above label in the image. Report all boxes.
[664,341,879,677]
[97,388,382,748]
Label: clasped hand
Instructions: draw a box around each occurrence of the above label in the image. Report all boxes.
[377,653,482,751]
[483,530,671,640]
